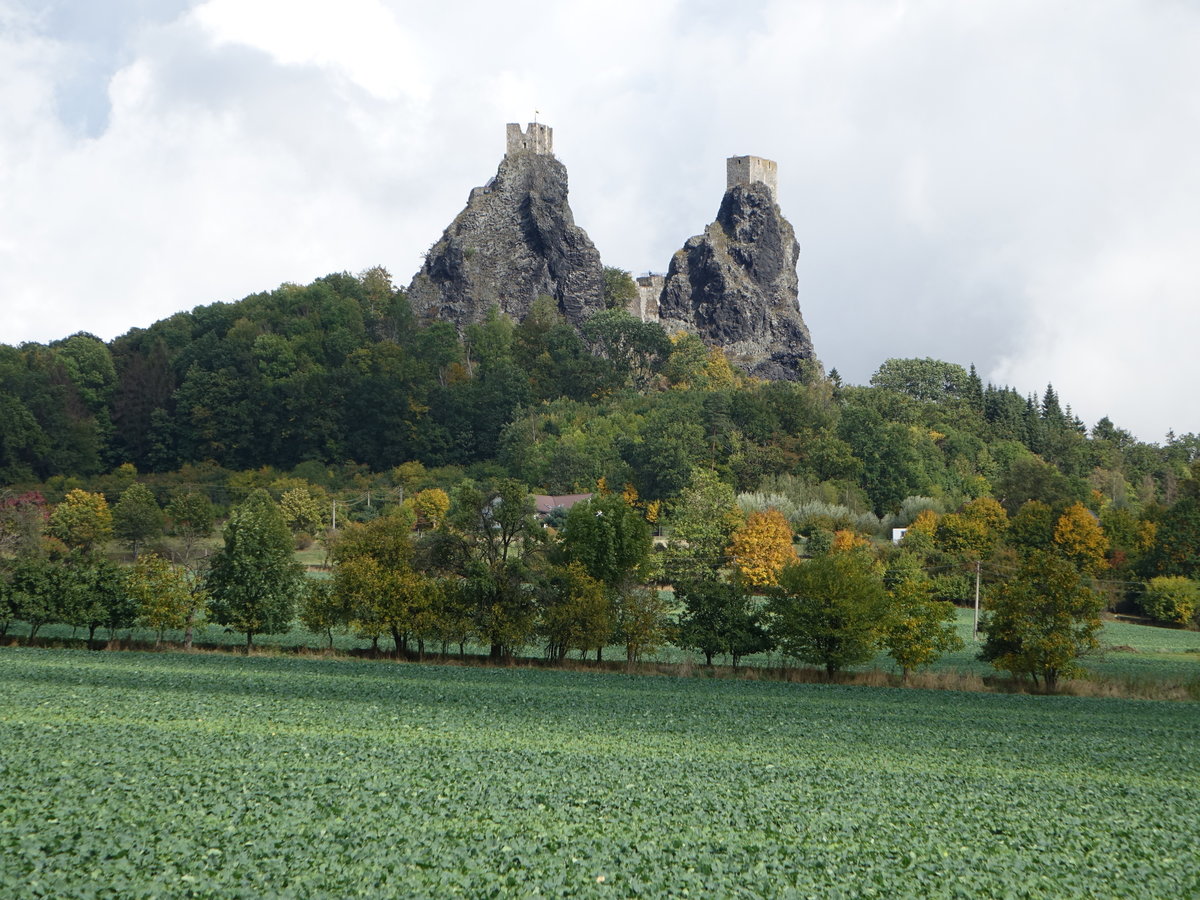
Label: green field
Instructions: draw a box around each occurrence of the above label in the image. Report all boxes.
[2,648,1198,897]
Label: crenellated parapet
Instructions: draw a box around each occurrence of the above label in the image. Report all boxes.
[506,122,554,156]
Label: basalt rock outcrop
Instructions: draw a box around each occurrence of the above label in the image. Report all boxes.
[407,124,604,329]
[657,157,817,380]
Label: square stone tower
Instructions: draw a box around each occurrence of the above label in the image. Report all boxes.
[506,122,554,156]
[726,155,778,201]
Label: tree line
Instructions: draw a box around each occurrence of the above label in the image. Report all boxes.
[5,459,1199,685]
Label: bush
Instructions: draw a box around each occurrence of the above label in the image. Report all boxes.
[1140,576,1199,627]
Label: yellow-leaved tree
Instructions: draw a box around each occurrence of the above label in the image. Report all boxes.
[1053,502,1108,574]
[728,509,797,587]
[831,529,873,555]
[410,488,450,531]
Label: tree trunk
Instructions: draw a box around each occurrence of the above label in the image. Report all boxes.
[246,631,254,654]
[704,651,714,666]
[88,623,98,642]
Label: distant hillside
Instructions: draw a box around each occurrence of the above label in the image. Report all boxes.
[1,266,1196,526]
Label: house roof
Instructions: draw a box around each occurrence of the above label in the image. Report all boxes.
[532,493,594,515]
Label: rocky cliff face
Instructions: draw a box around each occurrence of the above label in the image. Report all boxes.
[407,144,604,329]
[658,181,817,380]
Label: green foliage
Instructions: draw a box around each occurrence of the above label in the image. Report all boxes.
[165,489,215,569]
[1139,576,1199,627]
[981,551,1103,687]
[870,357,972,403]
[297,579,342,649]
[665,469,741,585]
[602,266,639,310]
[126,553,204,647]
[559,493,651,590]
[881,557,963,676]
[332,511,416,651]
[206,490,303,649]
[581,309,671,391]
[4,554,69,639]
[1008,499,1056,551]
[616,587,673,663]
[0,491,48,557]
[767,553,888,675]
[995,455,1079,514]
[534,561,612,660]
[676,579,771,666]
[278,484,326,535]
[112,482,164,558]
[1140,497,1200,578]
[443,479,541,658]
[48,489,113,552]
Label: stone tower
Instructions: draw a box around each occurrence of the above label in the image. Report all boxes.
[726,155,778,200]
[505,122,554,156]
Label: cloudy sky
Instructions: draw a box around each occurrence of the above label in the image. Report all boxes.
[2,0,1197,443]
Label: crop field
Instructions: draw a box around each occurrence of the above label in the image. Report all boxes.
[2,648,1198,897]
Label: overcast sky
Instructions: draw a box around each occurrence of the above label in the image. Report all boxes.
[2,0,1197,443]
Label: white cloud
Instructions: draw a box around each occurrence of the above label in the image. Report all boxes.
[192,0,429,103]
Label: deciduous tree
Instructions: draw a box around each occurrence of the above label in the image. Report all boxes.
[112,482,164,559]
[618,587,673,664]
[1053,502,1108,574]
[127,553,204,648]
[206,490,304,650]
[880,555,962,677]
[560,493,651,591]
[676,578,771,667]
[166,489,215,572]
[767,553,887,676]
[665,469,742,585]
[535,561,612,661]
[980,551,1103,688]
[48,489,112,552]
[727,509,797,587]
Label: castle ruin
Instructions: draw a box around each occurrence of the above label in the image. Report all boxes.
[506,122,554,156]
[726,155,778,201]
[629,274,664,322]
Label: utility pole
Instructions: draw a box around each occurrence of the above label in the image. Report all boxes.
[973,560,982,641]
